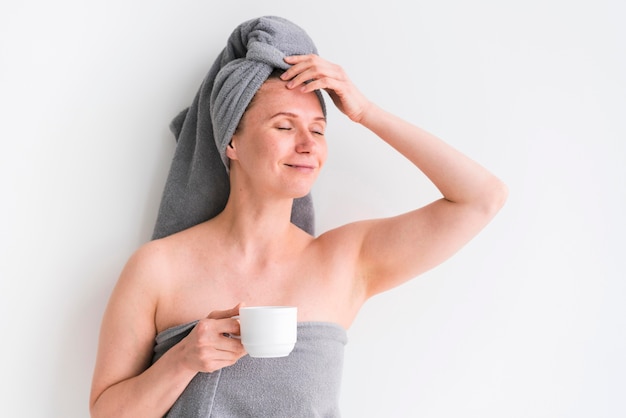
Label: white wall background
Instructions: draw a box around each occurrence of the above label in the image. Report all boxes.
[1,1,624,417]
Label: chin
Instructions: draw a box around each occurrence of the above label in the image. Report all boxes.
[284,183,314,199]
[281,175,317,195]
[289,189,313,199]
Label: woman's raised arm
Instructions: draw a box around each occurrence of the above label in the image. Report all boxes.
[353,104,507,296]
[283,54,508,297]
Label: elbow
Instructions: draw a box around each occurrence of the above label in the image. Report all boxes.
[89,391,108,418]
[89,403,98,418]
[89,397,101,418]
[483,177,508,217]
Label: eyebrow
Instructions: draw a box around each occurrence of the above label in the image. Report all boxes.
[270,112,326,123]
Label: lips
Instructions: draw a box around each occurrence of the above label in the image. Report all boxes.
[285,163,317,170]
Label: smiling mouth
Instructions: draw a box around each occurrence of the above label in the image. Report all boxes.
[285,164,316,170]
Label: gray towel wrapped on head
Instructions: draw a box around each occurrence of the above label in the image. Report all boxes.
[152,16,326,240]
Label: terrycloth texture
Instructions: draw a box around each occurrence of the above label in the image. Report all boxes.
[153,321,348,417]
[152,16,325,239]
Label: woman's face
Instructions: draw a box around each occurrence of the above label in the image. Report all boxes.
[228,78,327,199]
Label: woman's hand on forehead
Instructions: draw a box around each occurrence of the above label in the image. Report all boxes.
[282,55,371,123]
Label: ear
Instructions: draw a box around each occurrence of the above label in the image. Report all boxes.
[225,137,238,161]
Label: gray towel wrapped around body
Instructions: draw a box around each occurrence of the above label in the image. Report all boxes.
[152,16,326,239]
[153,321,348,417]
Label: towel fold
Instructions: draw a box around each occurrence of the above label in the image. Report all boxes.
[153,321,347,417]
[152,16,325,239]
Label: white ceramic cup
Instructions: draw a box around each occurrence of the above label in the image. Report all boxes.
[239,306,297,358]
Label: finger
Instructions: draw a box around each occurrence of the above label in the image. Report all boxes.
[196,346,246,373]
[206,303,244,320]
[217,334,246,353]
[212,332,247,360]
[280,65,311,87]
[286,69,331,91]
[281,55,324,84]
[287,64,344,92]
[283,54,315,66]
[280,55,305,81]
[217,317,242,336]
[297,76,332,93]
[195,316,241,340]
[300,76,345,96]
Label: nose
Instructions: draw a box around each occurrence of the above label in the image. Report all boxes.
[295,131,316,154]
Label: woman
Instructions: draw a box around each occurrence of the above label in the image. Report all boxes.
[90,18,507,418]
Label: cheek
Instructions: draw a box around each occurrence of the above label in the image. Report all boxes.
[243,137,284,168]
[261,139,285,161]
[318,140,329,166]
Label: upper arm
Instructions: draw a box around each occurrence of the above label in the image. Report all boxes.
[356,197,503,297]
[90,242,165,406]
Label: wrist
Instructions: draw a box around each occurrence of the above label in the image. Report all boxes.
[165,337,199,378]
[350,99,373,124]
[356,101,386,129]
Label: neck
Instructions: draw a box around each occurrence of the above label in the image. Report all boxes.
[215,191,297,258]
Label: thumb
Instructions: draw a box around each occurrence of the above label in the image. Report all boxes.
[207,302,244,320]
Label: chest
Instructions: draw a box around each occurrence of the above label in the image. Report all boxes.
[156,248,359,332]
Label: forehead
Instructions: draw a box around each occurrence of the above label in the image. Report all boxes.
[247,78,325,119]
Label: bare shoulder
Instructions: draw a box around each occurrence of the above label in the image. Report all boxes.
[117,238,176,293]
[90,236,181,405]
[103,239,171,329]
[123,225,205,283]
[106,230,198,331]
